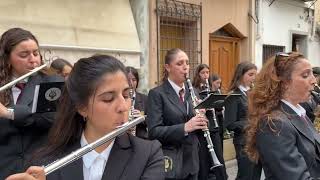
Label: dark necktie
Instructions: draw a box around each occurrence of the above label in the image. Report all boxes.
[15,83,26,101]
[179,88,185,103]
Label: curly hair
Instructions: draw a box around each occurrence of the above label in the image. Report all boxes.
[245,52,305,162]
[0,28,40,105]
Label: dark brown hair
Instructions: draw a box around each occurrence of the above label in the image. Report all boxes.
[0,28,41,105]
[162,48,183,82]
[50,58,73,74]
[192,64,210,90]
[36,55,127,161]
[228,61,257,92]
[125,66,140,88]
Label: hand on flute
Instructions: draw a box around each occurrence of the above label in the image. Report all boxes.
[5,166,45,180]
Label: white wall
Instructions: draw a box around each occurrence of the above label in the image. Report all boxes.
[256,0,320,69]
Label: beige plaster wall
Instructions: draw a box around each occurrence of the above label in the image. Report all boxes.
[0,0,141,65]
[202,0,252,64]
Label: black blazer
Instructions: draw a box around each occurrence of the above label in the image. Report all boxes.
[46,133,164,180]
[0,73,63,179]
[134,92,148,139]
[256,102,320,180]
[300,98,318,123]
[146,80,199,177]
[224,88,248,145]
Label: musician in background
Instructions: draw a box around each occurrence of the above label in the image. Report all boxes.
[224,61,262,180]
[246,52,320,179]
[192,64,210,98]
[313,67,320,84]
[125,66,148,139]
[0,28,63,179]
[209,74,225,150]
[6,55,164,180]
[50,58,73,80]
[147,48,207,180]
[192,65,227,180]
[209,74,222,94]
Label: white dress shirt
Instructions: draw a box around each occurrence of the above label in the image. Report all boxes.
[168,78,185,98]
[281,99,306,117]
[11,77,29,105]
[80,133,114,180]
[238,85,250,96]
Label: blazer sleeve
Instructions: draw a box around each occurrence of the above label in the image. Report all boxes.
[256,119,313,180]
[140,140,165,180]
[146,89,186,144]
[224,96,246,132]
[12,75,63,129]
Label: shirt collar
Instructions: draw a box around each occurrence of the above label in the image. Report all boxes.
[238,85,250,95]
[168,78,185,97]
[281,99,306,117]
[80,133,115,168]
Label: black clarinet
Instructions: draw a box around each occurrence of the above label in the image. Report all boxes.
[186,77,223,169]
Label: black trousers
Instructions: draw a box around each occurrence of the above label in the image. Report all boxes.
[197,131,228,180]
[234,143,262,180]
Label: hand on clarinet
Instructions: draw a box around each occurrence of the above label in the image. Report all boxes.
[5,166,45,180]
[0,102,10,119]
[184,114,208,133]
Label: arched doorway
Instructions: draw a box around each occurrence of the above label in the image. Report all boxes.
[209,23,244,92]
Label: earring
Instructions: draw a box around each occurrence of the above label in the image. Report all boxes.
[83,116,87,122]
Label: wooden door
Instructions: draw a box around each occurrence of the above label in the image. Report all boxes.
[209,37,239,93]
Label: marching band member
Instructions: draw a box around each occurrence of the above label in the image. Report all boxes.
[192,64,227,180]
[125,66,148,139]
[224,61,262,180]
[147,48,207,180]
[50,58,73,80]
[7,55,164,180]
[246,52,320,180]
[0,28,63,179]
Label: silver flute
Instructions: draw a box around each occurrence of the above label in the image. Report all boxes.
[44,116,145,175]
[0,63,48,92]
[186,78,223,169]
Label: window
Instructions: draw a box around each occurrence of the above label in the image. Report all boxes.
[156,0,202,81]
[262,44,285,64]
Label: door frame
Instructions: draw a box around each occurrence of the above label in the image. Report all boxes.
[209,35,240,92]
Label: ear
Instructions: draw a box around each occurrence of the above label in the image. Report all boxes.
[164,64,170,73]
[77,105,88,118]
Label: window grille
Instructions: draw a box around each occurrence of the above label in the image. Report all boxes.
[156,0,202,81]
[262,44,285,63]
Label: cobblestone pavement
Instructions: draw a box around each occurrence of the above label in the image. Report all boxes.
[225,159,265,180]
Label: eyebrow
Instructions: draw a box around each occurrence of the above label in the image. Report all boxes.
[97,86,131,97]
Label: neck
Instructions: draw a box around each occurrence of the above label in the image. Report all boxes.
[84,129,112,153]
[168,77,184,88]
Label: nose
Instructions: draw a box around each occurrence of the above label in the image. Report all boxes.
[28,54,40,67]
[116,95,130,113]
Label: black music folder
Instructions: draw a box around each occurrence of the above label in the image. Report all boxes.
[195,93,241,109]
[32,82,64,113]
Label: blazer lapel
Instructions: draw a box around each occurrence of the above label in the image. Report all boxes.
[164,80,187,115]
[102,134,132,180]
[58,143,84,180]
[281,103,315,144]
[59,159,84,180]
[17,74,42,106]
